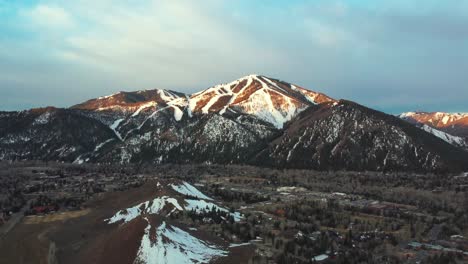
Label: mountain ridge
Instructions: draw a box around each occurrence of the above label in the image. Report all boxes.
[1,75,467,172]
[399,111,468,150]
[399,111,468,137]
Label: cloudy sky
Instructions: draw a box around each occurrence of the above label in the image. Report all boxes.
[1,0,467,114]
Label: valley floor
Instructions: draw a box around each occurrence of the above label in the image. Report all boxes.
[0,162,467,263]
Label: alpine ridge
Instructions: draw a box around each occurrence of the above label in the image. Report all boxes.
[1,75,467,172]
[399,112,468,138]
[399,111,468,150]
[188,74,335,128]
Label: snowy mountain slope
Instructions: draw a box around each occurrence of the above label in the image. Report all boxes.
[100,181,243,264]
[189,74,336,128]
[106,181,242,224]
[73,89,188,144]
[72,89,186,111]
[106,196,184,224]
[399,112,468,127]
[92,111,277,165]
[0,107,116,162]
[72,75,334,130]
[253,101,468,172]
[419,125,468,150]
[399,112,468,138]
[134,219,227,264]
[1,75,468,172]
[170,181,213,200]
[50,180,253,264]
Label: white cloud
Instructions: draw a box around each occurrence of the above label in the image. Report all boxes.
[24,4,74,29]
[49,0,287,88]
[1,0,468,112]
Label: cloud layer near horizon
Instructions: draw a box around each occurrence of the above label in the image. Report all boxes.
[1,0,468,113]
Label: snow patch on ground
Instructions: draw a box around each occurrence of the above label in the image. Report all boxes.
[94,138,115,152]
[442,116,450,125]
[157,89,179,102]
[73,155,84,164]
[172,106,184,121]
[110,118,124,141]
[229,242,251,248]
[134,220,227,264]
[185,199,242,222]
[421,125,467,148]
[131,101,157,117]
[106,181,243,225]
[97,92,121,100]
[187,74,328,128]
[241,88,299,129]
[33,112,52,125]
[186,95,193,117]
[171,182,213,200]
[106,196,183,224]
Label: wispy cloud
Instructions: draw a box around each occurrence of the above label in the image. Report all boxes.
[1,0,467,113]
[22,4,74,29]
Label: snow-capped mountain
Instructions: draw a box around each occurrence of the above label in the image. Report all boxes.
[188,74,335,128]
[72,89,187,113]
[255,101,468,172]
[399,112,468,138]
[1,75,468,172]
[72,74,335,130]
[399,111,468,150]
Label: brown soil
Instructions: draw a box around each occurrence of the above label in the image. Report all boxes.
[0,220,59,264]
[1,180,255,264]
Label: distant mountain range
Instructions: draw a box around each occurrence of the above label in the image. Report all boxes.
[1,75,467,172]
[399,112,468,149]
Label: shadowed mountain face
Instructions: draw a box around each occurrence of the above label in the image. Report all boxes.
[254,101,468,172]
[0,107,115,162]
[1,75,467,172]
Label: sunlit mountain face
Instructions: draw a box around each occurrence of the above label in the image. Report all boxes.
[1,75,467,172]
[1,2,468,263]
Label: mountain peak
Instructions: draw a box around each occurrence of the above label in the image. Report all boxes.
[188,75,336,128]
[2,76,468,172]
[399,111,468,139]
[70,75,335,129]
[71,88,185,111]
[400,111,468,126]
